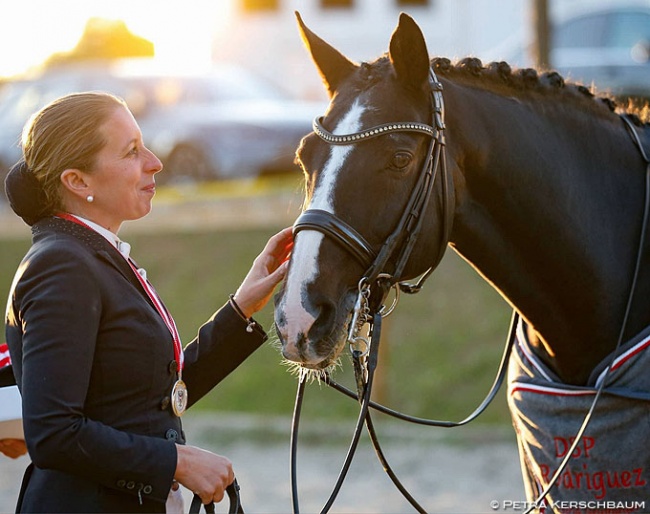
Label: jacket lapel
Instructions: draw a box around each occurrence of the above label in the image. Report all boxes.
[33,217,156,309]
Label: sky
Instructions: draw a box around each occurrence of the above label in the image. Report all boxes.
[0,0,232,78]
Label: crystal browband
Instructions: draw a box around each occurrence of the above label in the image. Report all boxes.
[313,116,436,145]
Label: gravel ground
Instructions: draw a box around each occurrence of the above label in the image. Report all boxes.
[0,412,525,514]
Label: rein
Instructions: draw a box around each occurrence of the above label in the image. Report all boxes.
[290,311,518,514]
[189,481,243,513]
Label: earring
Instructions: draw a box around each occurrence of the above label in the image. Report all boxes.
[86,195,94,203]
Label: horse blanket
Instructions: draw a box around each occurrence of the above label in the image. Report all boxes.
[508,320,650,513]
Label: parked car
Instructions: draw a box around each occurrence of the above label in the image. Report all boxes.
[486,3,650,101]
[0,61,326,185]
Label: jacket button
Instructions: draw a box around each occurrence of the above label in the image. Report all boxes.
[165,429,179,441]
[168,360,178,374]
[143,485,153,495]
[160,396,170,410]
[117,479,126,488]
[126,481,135,490]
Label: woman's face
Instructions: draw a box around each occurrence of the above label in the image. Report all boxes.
[83,104,163,232]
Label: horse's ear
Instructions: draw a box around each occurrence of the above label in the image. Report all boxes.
[295,11,358,98]
[389,13,430,90]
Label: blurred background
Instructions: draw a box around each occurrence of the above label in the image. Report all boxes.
[2,0,649,410]
[1,0,649,510]
[0,0,649,185]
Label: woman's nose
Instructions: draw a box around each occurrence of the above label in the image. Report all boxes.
[145,147,163,174]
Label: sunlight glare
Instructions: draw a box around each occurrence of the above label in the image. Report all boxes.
[0,0,233,78]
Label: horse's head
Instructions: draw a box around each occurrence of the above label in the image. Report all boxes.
[274,12,449,370]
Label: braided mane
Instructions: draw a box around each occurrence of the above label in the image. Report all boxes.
[431,56,650,125]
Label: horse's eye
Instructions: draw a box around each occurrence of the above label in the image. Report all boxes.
[390,151,413,170]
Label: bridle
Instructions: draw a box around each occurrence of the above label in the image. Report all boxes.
[293,69,454,385]
[287,65,650,514]
[294,69,453,299]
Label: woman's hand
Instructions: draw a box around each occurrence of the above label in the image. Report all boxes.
[0,438,27,459]
[234,226,293,318]
[174,444,234,505]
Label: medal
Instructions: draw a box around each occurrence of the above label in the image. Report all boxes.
[171,379,188,417]
[57,213,188,417]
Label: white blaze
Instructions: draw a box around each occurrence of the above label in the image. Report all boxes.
[281,101,366,357]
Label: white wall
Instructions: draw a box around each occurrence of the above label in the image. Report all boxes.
[210,0,531,99]
[209,0,647,99]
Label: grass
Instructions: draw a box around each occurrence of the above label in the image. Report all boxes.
[0,219,514,426]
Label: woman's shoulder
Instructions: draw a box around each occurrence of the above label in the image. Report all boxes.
[22,217,111,275]
[30,217,111,256]
[11,222,109,302]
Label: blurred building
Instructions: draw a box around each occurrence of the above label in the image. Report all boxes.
[208,0,640,99]
[210,0,527,99]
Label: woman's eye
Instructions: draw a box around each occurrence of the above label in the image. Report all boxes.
[391,151,412,170]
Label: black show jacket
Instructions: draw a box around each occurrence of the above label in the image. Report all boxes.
[5,217,267,513]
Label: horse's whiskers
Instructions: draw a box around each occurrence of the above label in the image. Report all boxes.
[279,358,343,383]
[266,330,283,352]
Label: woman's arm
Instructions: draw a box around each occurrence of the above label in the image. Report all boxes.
[181,227,293,405]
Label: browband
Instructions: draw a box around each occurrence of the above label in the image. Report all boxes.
[312,117,436,145]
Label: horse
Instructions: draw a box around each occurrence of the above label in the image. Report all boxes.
[274,11,650,508]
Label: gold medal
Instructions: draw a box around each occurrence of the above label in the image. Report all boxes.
[171,379,188,417]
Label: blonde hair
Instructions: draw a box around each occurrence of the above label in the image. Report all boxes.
[22,91,127,214]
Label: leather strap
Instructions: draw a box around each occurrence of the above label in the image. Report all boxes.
[293,209,377,269]
[189,480,243,513]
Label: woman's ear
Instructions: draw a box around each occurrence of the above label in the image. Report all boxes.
[60,169,91,199]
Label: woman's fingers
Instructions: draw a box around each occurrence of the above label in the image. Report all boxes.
[175,445,234,505]
[233,227,294,316]
[0,438,27,459]
[261,227,293,269]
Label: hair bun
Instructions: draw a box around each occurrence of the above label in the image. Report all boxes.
[4,160,49,226]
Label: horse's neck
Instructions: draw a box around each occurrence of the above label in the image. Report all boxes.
[444,84,649,384]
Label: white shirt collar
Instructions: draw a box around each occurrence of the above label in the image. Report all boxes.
[69,214,131,259]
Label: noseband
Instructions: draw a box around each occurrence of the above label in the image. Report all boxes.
[293,69,453,303]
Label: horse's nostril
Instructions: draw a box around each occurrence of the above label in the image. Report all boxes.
[306,299,336,350]
[280,329,303,361]
[282,344,301,361]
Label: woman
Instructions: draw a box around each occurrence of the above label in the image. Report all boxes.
[3,91,293,513]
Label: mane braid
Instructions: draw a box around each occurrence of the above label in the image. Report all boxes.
[429,56,650,119]
[363,54,648,125]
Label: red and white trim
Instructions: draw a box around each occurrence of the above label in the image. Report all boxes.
[0,343,11,368]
